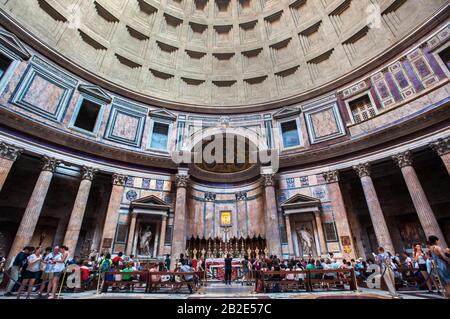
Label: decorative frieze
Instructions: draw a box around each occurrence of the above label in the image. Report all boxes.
[41,156,62,173]
[204,192,216,201]
[112,173,128,186]
[353,163,371,178]
[323,170,340,184]
[392,151,413,168]
[430,137,450,156]
[81,166,98,181]
[0,142,23,161]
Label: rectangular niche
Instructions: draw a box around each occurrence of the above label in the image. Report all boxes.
[329,0,354,35]
[275,66,301,94]
[161,13,183,40]
[192,0,209,17]
[113,54,142,85]
[244,75,269,101]
[269,38,296,66]
[342,25,373,62]
[180,77,206,101]
[184,50,207,72]
[214,25,233,47]
[348,94,377,124]
[307,49,334,81]
[238,0,255,16]
[215,0,232,18]
[154,41,178,68]
[264,11,286,39]
[212,53,235,74]
[135,0,158,29]
[212,80,238,103]
[146,68,174,93]
[71,98,104,134]
[241,48,264,73]
[239,20,258,44]
[298,21,323,55]
[290,0,317,26]
[188,22,208,46]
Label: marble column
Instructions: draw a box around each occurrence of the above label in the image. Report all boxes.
[353,163,395,254]
[430,137,450,175]
[64,166,97,256]
[125,213,137,256]
[0,142,23,192]
[158,215,167,256]
[7,156,61,264]
[284,214,295,258]
[262,174,282,257]
[314,211,328,256]
[323,170,356,259]
[100,174,127,253]
[170,173,189,269]
[392,151,447,246]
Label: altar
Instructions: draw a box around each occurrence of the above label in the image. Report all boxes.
[206,259,243,281]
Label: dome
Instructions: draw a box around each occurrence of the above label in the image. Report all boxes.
[0,0,446,112]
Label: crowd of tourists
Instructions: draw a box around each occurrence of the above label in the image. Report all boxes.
[0,235,448,298]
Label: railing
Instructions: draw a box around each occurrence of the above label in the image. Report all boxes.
[254,269,358,293]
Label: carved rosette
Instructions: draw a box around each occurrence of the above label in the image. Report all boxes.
[0,142,23,162]
[235,191,247,201]
[392,151,413,168]
[262,174,275,187]
[323,170,340,184]
[112,174,128,186]
[82,166,98,181]
[41,156,62,173]
[176,174,189,188]
[430,137,450,156]
[204,192,216,201]
[353,163,371,178]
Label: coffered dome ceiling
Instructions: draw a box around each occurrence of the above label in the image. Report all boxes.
[1,0,446,112]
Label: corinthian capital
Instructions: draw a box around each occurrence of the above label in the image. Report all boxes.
[262,174,275,187]
[430,137,450,156]
[353,163,371,178]
[392,151,413,168]
[112,174,128,186]
[41,156,62,173]
[323,171,340,184]
[0,142,23,161]
[82,166,98,181]
[176,174,189,188]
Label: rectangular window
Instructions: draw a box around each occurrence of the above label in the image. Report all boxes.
[73,99,102,132]
[280,120,301,148]
[115,224,128,244]
[0,54,12,80]
[438,46,450,71]
[324,222,338,242]
[150,122,170,151]
[349,95,376,123]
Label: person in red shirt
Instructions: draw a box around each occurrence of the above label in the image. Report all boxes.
[112,252,124,265]
[80,261,90,282]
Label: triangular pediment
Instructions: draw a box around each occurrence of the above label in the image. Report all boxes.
[273,106,301,119]
[0,30,31,60]
[132,194,168,206]
[78,84,112,103]
[149,108,177,121]
[281,193,321,213]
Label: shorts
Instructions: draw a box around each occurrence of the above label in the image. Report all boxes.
[23,270,40,280]
[418,264,427,271]
[52,272,63,278]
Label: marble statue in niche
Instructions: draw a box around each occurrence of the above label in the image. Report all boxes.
[138,225,153,256]
[296,223,316,256]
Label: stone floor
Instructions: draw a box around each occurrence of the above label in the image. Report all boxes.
[1,283,446,300]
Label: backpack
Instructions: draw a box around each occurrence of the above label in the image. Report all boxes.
[101,259,112,273]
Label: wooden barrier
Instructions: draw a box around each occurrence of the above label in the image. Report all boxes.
[255,269,357,293]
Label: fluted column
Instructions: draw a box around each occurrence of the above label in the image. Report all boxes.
[393,151,447,246]
[170,173,189,269]
[0,142,23,192]
[158,215,167,256]
[125,213,137,256]
[7,156,60,264]
[284,214,295,258]
[353,163,395,254]
[323,170,356,259]
[430,137,450,175]
[101,174,127,253]
[64,167,98,256]
[262,174,282,257]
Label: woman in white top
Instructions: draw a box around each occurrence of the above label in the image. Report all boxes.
[413,244,433,293]
[17,246,42,299]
